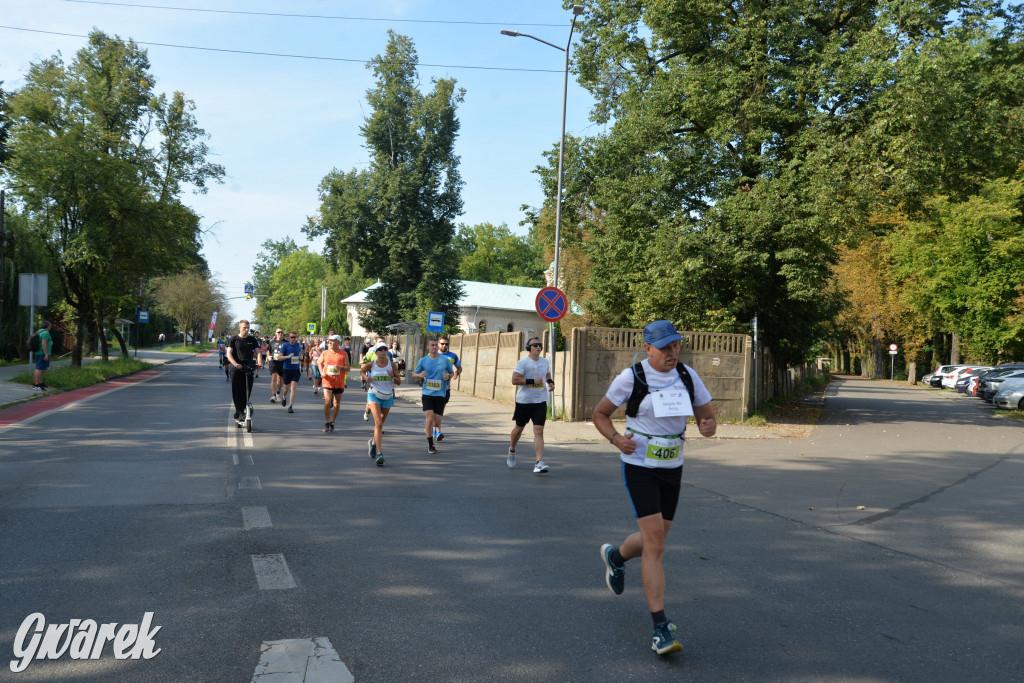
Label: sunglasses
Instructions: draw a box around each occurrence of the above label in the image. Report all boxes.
[289,336,297,339]
[529,343,543,348]
[439,342,448,345]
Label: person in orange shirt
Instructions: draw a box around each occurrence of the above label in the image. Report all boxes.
[317,335,350,433]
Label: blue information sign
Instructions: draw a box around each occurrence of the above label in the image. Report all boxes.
[427,311,445,333]
[137,309,149,323]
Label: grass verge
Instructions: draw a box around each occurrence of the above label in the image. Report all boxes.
[11,357,154,391]
[161,342,216,353]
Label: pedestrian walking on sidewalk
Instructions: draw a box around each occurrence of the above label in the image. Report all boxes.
[32,321,53,391]
[590,320,717,656]
[507,337,554,473]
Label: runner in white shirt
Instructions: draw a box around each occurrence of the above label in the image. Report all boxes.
[590,320,717,656]
[360,342,401,466]
[507,336,555,473]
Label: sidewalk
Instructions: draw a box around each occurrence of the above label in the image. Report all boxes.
[0,349,197,409]
[389,381,780,442]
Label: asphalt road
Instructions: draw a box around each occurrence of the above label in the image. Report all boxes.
[0,361,1021,682]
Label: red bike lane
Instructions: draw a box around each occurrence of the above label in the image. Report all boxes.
[0,369,166,430]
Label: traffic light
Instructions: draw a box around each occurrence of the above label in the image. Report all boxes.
[246,294,252,300]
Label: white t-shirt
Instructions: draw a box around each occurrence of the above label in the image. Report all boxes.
[514,355,550,404]
[604,360,712,469]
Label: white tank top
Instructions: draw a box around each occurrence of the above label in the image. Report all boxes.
[368,359,395,397]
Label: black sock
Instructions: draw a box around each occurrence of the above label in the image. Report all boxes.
[651,610,668,627]
[428,436,434,447]
[610,548,626,567]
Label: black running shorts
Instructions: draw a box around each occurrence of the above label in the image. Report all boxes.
[512,401,547,427]
[621,462,683,520]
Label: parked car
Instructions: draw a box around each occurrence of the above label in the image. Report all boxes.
[981,373,1024,402]
[954,367,992,393]
[976,366,1024,398]
[994,383,1024,410]
[941,365,985,389]
[930,365,966,388]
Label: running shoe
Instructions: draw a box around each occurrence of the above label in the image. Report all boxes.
[435,429,444,442]
[533,460,549,474]
[282,399,288,409]
[428,445,438,455]
[270,395,277,403]
[323,423,330,433]
[329,422,335,433]
[368,438,376,459]
[363,407,370,422]
[375,453,385,467]
[651,621,683,655]
[600,544,625,595]
[506,447,516,469]
[288,405,294,413]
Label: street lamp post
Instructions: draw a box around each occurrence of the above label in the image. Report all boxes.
[502,4,584,417]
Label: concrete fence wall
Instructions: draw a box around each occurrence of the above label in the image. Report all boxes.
[442,326,768,422]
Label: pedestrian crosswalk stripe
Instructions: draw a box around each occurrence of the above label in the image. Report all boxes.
[242,506,272,530]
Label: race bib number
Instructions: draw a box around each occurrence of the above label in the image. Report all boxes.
[372,374,391,383]
[274,352,282,361]
[425,379,442,390]
[651,389,693,418]
[645,436,682,462]
[326,365,341,376]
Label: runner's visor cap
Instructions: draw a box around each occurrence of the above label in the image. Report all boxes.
[643,320,682,349]
[373,342,388,353]
[328,335,343,343]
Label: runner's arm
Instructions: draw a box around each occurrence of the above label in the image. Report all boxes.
[693,402,717,437]
[591,397,637,455]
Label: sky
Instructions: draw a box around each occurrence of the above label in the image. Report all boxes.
[0,0,603,322]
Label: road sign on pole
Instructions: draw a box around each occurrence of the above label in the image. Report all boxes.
[427,312,445,333]
[535,287,568,322]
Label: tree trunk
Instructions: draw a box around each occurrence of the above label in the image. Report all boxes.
[872,338,885,379]
[96,318,109,361]
[110,325,129,357]
[908,360,917,385]
[950,332,961,364]
[72,311,85,367]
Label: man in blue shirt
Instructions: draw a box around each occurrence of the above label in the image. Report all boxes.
[435,335,462,442]
[280,331,303,413]
[412,338,454,455]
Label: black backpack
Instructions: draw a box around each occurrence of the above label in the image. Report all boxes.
[29,332,41,353]
[625,362,696,417]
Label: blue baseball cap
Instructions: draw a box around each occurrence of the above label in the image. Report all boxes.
[643,320,682,348]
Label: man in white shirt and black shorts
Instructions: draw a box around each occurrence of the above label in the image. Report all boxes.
[591,320,717,656]
[507,336,554,473]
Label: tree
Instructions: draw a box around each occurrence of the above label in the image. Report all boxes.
[305,32,465,335]
[541,0,1024,365]
[152,269,226,344]
[6,30,224,365]
[453,222,545,286]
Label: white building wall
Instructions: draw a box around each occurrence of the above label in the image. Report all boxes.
[345,303,542,341]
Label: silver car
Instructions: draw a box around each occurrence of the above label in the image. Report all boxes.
[993,380,1024,410]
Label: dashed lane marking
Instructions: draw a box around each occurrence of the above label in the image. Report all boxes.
[239,476,262,490]
[251,554,296,590]
[242,506,272,530]
[251,638,354,682]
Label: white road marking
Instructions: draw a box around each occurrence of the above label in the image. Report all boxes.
[251,554,297,590]
[243,431,253,449]
[251,638,354,683]
[242,506,272,530]
[239,476,262,490]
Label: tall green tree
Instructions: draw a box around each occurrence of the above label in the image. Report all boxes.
[305,31,465,334]
[453,222,545,286]
[544,0,1024,364]
[6,30,224,365]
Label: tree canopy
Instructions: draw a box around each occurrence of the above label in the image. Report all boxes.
[5,30,224,364]
[529,0,1024,365]
[305,32,465,334]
